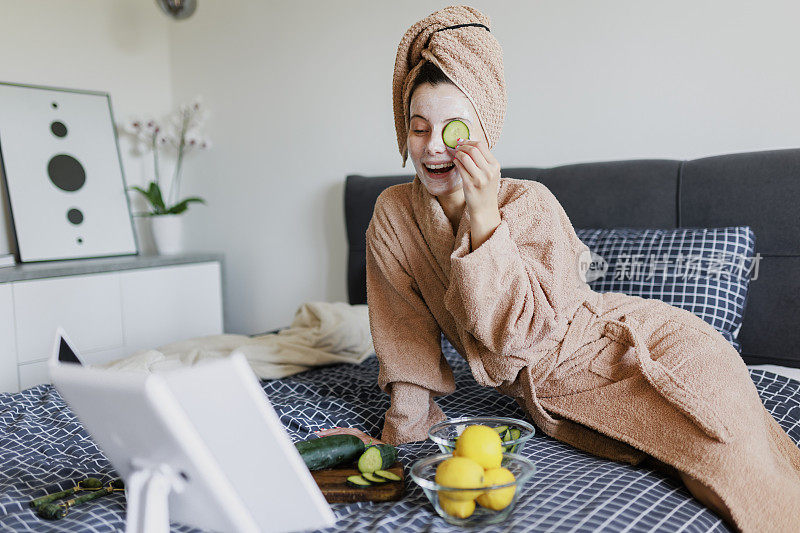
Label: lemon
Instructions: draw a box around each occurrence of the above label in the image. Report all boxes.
[434,456,484,501]
[438,493,476,518]
[454,424,503,469]
[476,467,516,511]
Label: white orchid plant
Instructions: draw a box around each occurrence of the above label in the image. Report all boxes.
[120,97,211,216]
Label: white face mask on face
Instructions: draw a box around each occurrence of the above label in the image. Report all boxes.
[407,83,486,197]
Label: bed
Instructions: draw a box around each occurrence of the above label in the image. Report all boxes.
[2,147,799,531]
[1,343,799,532]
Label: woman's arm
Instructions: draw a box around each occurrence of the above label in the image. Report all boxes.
[366,212,456,445]
[452,138,502,251]
[469,210,502,252]
[450,139,588,358]
[447,184,589,357]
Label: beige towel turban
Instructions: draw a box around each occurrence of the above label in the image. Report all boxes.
[392,5,507,167]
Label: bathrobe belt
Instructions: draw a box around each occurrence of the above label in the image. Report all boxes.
[510,298,649,463]
[521,297,733,444]
[519,299,603,436]
[602,318,732,443]
[528,298,601,386]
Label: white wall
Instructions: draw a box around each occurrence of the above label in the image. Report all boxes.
[3,1,799,335]
[498,1,800,164]
[0,0,174,256]
[169,0,800,335]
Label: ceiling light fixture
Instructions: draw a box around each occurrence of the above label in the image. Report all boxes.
[155,0,197,20]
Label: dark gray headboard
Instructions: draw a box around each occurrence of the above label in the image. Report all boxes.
[345,148,800,368]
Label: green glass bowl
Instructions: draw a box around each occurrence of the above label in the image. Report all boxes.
[427,416,536,454]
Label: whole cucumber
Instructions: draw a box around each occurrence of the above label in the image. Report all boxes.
[295,434,366,470]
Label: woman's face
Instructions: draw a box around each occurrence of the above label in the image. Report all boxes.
[407,82,488,197]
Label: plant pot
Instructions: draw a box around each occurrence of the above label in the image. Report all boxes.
[132,215,156,255]
[150,214,185,255]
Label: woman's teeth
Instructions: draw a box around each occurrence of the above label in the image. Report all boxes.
[426,162,455,174]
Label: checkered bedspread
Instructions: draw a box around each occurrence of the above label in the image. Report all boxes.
[1,339,798,532]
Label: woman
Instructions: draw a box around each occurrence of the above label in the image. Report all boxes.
[366,5,800,532]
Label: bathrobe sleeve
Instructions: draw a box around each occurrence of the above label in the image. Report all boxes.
[366,207,457,445]
[447,182,590,357]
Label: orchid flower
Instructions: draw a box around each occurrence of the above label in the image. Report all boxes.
[117,96,211,215]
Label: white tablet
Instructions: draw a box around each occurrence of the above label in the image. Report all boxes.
[48,327,335,533]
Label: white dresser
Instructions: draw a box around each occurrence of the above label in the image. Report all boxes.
[0,253,224,393]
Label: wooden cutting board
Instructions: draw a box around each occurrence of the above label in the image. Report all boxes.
[310,461,405,503]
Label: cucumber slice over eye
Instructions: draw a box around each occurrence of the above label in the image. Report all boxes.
[442,119,469,148]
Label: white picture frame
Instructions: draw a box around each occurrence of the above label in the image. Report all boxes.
[0,81,137,262]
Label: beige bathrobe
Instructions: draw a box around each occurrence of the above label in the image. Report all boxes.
[365,175,800,533]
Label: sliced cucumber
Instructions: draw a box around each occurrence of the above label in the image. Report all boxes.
[357,444,399,474]
[501,429,513,452]
[509,428,521,452]
[442,119,469,148]
[362,472,387,483]
[346,475,371,487]
[294,434,365,471]
[374,469,402,481]
[493,425,509,435]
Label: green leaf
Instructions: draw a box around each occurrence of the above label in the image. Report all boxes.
[147,182,167,212]
[129,183,167,215]
[166,196,205,215]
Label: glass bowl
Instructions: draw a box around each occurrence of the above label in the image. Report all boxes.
[409,452,536,526]
[428,416,536,454]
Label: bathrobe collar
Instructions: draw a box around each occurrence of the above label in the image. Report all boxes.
[411,175,474,284]
[411,175,514,285]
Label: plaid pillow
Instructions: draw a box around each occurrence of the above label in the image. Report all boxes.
[575,227,757,353]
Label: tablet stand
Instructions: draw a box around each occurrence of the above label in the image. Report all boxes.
[124,460,186,533]
[50,346,337,532]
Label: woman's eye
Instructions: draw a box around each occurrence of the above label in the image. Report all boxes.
[413,129,428,134]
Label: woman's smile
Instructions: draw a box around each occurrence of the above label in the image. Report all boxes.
[406,82,486,197]
[424,161,456,177]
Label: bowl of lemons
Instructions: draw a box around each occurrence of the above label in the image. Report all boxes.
[410,424,536,525]
[428,416,536,454]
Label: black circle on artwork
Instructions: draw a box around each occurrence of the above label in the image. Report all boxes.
[47,154,86,192]
[51,102,58,109]
[51,121,68,138]
[67,208,83,225]
[77,237,83,244]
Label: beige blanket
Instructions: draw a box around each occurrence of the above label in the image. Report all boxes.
[95,302,373,379]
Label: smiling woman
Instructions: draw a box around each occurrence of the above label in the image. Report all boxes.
[365,5,800,533]
[407,78,481,198]
[405,66,502,247]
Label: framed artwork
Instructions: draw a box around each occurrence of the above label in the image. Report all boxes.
[0,81,138,262]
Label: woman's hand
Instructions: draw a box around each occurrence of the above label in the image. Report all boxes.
[452,139,502,250]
